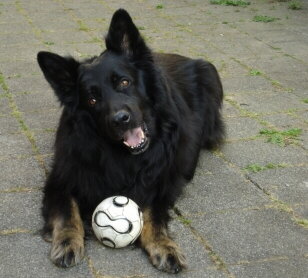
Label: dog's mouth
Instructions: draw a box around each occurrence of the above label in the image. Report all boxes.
[122,123,150,155]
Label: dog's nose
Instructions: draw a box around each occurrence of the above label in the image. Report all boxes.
[112,110,131,126]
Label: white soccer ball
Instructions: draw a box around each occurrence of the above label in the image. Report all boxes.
[92,196,143,248]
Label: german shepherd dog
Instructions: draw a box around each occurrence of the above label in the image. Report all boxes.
[37,9,224,274]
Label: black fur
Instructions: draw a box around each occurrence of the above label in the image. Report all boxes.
[37,9,224,271]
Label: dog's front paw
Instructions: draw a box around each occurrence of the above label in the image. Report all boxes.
[50,230,85,268]
[147,240,187,274]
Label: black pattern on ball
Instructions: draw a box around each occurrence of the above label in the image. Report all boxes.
[94,210,133,234]
[113,196,129,207]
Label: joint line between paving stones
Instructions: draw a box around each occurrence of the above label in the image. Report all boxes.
[206,6,308,67]
[229,255,289,267]
[86,256,103,278]
[0,228,32,236]
[15,1,43,41]
[229,57,293,93]
[54,0,106,52]
[150,4,300,97]
[229,24,308,67]
[224,97,307,151]
[200,3,308,68]
[0,153,52,163]
[173,207,236,278]
[86,256,148,278]
[0,73,48,177]
[15,0,66,52]
[0,186,42,193]
[214,150,308,229]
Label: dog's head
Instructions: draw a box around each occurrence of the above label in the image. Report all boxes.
[37,9,155,155]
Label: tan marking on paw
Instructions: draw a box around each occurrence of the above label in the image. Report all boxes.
[49,199,85,268]
[139,209,187,273]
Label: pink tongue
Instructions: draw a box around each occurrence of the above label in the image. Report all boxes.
[123,127,144,147]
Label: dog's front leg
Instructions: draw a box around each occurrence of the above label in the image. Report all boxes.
[44,198,85,268]
[139,208,186,274]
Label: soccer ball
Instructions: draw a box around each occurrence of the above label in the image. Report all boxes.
[92,196,143,248]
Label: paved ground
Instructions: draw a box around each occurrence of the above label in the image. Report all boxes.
[0,0,307,277]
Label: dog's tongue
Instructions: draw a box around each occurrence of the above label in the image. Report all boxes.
[123,127,144,147]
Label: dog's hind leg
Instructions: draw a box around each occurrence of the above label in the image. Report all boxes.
[139,208,186,274]
[45,198,85,268]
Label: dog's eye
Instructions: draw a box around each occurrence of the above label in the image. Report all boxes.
[119,79,130,89]
[88,98,97,107]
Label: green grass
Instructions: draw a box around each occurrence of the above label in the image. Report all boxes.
[302,99,308,104]
[295,218,308,228]
[210,0,251,6]
[267,196,308,229]
[253,15,279,23]
[43,41,54,46]
[43,128,56,133]
[259,128,302,146]
[177,216,192,225]
[0,73,9,91]
[288,0,302,10]
[85,37,102,43]
[244,163,287,173]
[250,69,262,76]
[77,20,90,31]
[156,4,164,9]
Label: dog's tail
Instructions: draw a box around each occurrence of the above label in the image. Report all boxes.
[197,60,225,150]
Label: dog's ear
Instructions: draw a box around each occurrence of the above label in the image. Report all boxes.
[37,51,79,108]
[105,9,150,59]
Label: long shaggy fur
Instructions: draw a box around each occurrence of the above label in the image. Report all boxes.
[37,9,224,273]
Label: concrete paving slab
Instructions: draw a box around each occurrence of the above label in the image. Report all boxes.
[0,21,33,35]
[40,30,93,45]
[22,109,60,131]
[242,55,308,76]
[0,33,41,47]
[0,233,91,278]
[190,208,308,264]
[0,97,12,116]
[294,204,308,219]
[247,166,308,204]
[223,102,241,118]
[229,258,308,278]
[221,140,308,168]
[0,7,26,23]
[5,76,50,95]
[0,115,20,134]
[13,92,59,114]
[268,70,308,93]
[222,76,274,95]
[0,45,43,62]
[225,117,263,140]
[0,191,43,231]
[0,156,45,191]
[0,133,34,157]
[178,166,268,215]
[32,131,55,155]
[260,113,306,131]
[229,91,307,114]
[0,60,42,78]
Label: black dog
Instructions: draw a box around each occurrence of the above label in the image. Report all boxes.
[37,9,224,274]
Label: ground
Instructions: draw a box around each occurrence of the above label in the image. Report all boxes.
[0,0,307,277]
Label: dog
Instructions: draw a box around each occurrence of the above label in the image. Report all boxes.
[37,9,224,274]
